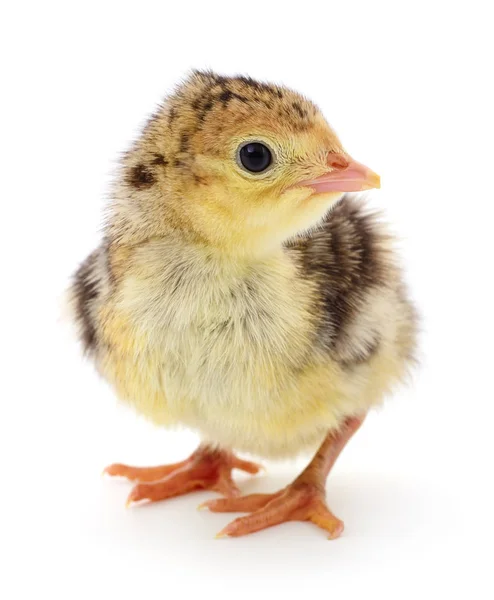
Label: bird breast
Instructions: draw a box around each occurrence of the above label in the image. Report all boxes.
[105,236,318,417]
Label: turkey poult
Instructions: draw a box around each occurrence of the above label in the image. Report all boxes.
[69,71,417,539]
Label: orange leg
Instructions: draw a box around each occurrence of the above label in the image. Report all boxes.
[200,416,365,539]
[103,445,263,507]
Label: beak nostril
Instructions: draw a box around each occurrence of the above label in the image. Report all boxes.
[327,153,349,170]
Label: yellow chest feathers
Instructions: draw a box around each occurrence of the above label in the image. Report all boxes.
[99,240,322,435]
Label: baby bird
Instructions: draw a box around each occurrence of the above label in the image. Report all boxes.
[70,71,417,539]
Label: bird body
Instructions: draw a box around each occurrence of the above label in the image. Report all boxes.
[80,201,413,459]
[70,71,417,537]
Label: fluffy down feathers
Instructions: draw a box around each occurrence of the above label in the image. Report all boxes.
[70,71,417,458]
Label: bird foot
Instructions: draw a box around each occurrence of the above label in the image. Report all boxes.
[200,481,344,539]
[103,446,263,507]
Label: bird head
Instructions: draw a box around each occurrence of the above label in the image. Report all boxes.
[113,71,380,257]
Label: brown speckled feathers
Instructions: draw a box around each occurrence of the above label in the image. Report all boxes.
[287,198,416,367]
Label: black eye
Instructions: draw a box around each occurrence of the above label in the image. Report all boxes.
[239,142,272,173]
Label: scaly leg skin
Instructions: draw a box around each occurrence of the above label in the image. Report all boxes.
[200,416,365,539]
[103,445,263,507]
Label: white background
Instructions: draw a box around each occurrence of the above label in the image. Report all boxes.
[1,1,493,598]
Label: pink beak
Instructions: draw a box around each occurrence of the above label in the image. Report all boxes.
[295,153,381,193]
